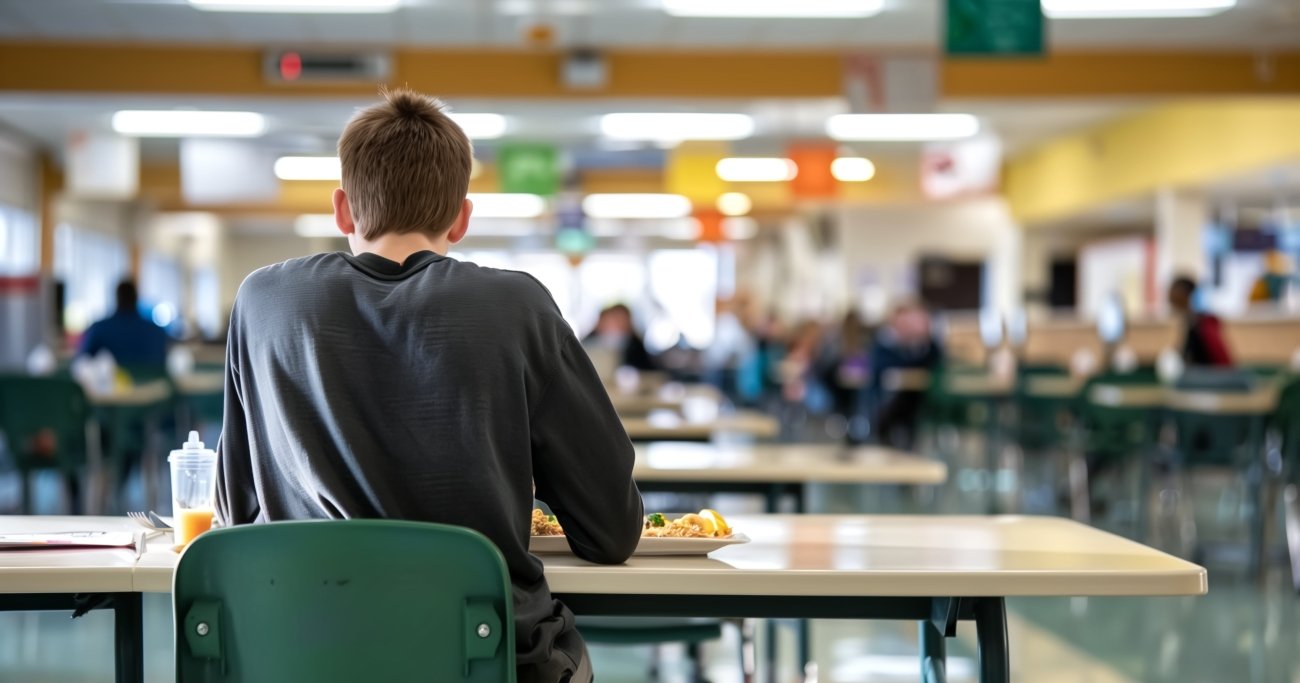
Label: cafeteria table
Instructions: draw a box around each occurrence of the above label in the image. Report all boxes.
[634,441,947,512]
[622,409,780,442]
[1,514,1207,683]
[944,374,1015,514]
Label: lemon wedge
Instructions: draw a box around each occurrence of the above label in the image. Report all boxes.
[678,513,714,534]
[700,509,730,537]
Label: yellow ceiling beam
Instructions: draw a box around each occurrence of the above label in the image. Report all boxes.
[1004,98,1300,225]
[943,51,1300,97]
[3,42,1299,98]
[0,42,842,98]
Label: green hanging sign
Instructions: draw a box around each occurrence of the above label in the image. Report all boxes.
[946,0,1045,57]
[498,143,559,196]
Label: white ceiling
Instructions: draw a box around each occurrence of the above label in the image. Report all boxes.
[0,0,1298,49]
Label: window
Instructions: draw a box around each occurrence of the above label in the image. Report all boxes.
[54,224,129,334]
[0,203,38,276]
[193,266,222,340]
[647,248,718,351]
[140,250,184,330]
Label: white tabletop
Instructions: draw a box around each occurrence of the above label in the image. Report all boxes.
[1089,383,1280,415]
[538,515,1207,598]
[5,515,1205,599]
[86,380,172,408]
[622,410,780,441]
[882,368,931,392]
[634,443,947,485]
[1024,375,1085,399]
[945,374,1014,398]
[173,372,224,396]
[609,384,721,416]
[0,516,141,593]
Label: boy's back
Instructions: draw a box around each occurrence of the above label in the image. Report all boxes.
[215,89,642,683]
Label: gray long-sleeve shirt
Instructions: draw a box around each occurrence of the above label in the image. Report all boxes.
[215,250,643,682]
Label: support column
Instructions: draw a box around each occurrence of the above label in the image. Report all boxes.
[1153,187,1210,313]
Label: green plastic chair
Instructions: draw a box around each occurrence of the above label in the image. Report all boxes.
[174,520,516,682]
[0,375,93,514]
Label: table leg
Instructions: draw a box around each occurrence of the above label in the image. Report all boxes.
[1246,416,1267,581]
[763,620,778,683]
[973,598,1009,683]
[113,592,144,683]
[984,402,1002,515]
[919,619,947,683]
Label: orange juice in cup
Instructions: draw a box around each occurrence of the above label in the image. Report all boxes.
[169,431,218,548]
[176,507,215,546]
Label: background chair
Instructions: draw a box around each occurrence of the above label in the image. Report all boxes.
[0,375,95,514]
[174,520,515,682]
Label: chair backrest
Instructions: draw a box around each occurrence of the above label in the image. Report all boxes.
[1276,376,1300,466]
[174,520,516,683]
[0,375,90,470]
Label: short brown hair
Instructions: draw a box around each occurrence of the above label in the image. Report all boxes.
[338,88,473,240]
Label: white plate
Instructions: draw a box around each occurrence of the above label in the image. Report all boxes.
[529,532,750,556]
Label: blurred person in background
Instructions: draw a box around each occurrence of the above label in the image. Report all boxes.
[870,301,943,449]
[584,303,657,372]
[701,294,755,401]
[77,280,170,375]
[819,310,871,443]
[1168,275,1233,367]
[1248,250,1294,305]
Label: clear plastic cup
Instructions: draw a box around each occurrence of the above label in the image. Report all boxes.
[169,431,218,547]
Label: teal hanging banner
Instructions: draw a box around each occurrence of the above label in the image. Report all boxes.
[946,0,1045,57]
[498,143,559,196]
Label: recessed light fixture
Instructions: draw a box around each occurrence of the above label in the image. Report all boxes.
[112,110,267,138]
[467,193,547,219]
[600,113,755,143]
[1043,0,1235,18]
[722,217,759,240]
[716,192,753,216]
[449,113,508,140]
[715,158,798,183]
[826,114,980,141]
[662,0,884,18]
[831,157,876,182]
[582,194,693,219]
[274,156,341,181]
[188,0,401,13]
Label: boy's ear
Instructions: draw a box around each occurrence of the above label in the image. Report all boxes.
[333,189,356,236]
[447,197,472,245]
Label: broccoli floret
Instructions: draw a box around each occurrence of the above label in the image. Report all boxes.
[647,512,666,527]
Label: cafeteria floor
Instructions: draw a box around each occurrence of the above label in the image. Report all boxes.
[2,438,1295,682]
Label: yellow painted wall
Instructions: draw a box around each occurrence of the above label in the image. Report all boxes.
[1005,99,1300,225]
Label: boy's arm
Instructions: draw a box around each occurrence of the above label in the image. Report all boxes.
[531,333,643,565]
[214,304,260,526]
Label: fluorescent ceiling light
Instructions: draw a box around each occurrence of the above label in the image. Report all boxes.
[662,0,884,18]
[449,113,507,140]
[583,194,693,219]
[1043,0,1235,18]
[468,193,546,219]
[274,156,341,181]
[112,110,266,138]
[188,0,400,13]
[294,214,341,238]
[826,114,980,141]
[715,158,798,183]
[831,157,876,182]
[600,113,754,143]
[716,192,752,216]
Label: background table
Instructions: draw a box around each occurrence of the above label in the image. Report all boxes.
[634,442,947,512]
[621,410,780,442]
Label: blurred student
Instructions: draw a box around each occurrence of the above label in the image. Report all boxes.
[701,294,755,399]
[583,303,657,372]
[215,89,642,683]
[1249,250,1294,305]
[870,302,943,449]
[1168,275,1233,367]
[78,280,170,373]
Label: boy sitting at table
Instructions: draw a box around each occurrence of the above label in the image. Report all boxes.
[214,88,644,683]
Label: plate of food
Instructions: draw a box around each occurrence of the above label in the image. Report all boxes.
[529,508,750,556]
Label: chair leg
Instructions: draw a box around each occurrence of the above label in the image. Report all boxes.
[686,641,709,683]
[1284,485,1300,594]
[1068,453,1090,524]
[19,471,33,515]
